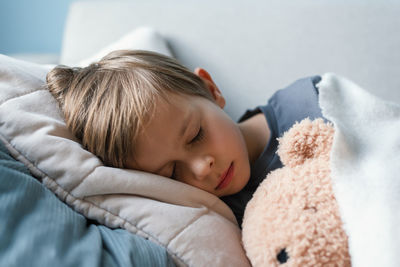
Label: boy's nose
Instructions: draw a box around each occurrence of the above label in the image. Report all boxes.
[191,155,214,180]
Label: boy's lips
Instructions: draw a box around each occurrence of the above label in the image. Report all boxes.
[216,162,234,190]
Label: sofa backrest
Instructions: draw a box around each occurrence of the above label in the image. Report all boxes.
[61,0,400,120]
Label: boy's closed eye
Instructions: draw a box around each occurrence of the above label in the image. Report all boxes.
[169,125,205,179]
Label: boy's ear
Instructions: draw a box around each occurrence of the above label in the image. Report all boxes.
[194,67,225,108]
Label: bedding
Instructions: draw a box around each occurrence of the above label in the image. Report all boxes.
[317,73,400,267]
[0,140,175,267]
[0,29,250,266]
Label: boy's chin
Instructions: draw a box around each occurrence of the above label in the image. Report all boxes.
[228,176,251,196]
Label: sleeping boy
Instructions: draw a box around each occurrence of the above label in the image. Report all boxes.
[46,50,324,225]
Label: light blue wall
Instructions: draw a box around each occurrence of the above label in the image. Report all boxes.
[0,0,76,55]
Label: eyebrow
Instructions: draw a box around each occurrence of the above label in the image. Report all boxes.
[152,112,192,175]
[179,112,192,140]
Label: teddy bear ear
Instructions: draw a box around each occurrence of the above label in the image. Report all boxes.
[277,118,334,167]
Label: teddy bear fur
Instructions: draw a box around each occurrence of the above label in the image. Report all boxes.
[242,118,350,267]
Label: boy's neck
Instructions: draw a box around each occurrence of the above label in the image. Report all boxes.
[238,113,270,164]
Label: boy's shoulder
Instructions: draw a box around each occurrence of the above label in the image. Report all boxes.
[265,75,323,133]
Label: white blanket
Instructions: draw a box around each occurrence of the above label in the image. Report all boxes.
[317,73,400,267]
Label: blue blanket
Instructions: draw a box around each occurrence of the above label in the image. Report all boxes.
[0,142,175,267]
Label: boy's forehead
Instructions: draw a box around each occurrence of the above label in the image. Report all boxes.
[155,93,191,116]
[155,92,214,118]
[159,92,215,112]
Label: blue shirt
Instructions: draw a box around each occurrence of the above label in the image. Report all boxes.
[221,76,324,226]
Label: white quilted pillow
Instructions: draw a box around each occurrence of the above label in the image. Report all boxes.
[0,28,250,267]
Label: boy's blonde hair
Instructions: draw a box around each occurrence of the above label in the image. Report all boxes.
[46,50,213,168]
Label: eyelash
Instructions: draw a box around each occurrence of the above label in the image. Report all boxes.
[170,127,205,179]
[191,126,204,144]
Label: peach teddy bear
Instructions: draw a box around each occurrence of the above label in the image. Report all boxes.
[242,118,351,267]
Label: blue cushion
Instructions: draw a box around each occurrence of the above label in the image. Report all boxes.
[0,142,175,267]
